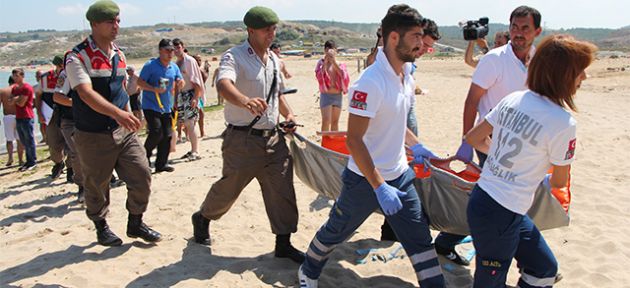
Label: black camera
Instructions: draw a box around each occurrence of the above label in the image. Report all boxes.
[462,17,489,41]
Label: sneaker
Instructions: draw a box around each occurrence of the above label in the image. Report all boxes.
[23,164,37,172]
[180,151,192,159]
[18,164,28,172]
[435,245,470,266]
[155,165,175,173]
[187,152,201,161]
[51,162,65,179]
[110,178,126,188]
[298,265,318,288]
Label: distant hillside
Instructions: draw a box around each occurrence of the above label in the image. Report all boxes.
[0,20,628,67]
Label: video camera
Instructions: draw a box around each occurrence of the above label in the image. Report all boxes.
[461,17,489,41]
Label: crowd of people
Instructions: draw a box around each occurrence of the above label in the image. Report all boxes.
[1,1,598,287]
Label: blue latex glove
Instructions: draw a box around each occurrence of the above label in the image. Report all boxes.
[410,143,437,163]
[374,183,407,216]
[542,174,552,190]
[455,140,473,163]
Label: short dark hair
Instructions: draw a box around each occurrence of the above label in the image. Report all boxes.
[270,42,280,50]
[422,19,440,40]
[527,34,596,112]
[8,75,14,85]
[510,5,541,29]
[381,4,424,47]
[172,38,184,47]
[11,68,24,76]
[324,40,336,49]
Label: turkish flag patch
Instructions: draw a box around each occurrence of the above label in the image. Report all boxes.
[350,90,368,110]
[565,138,576,160]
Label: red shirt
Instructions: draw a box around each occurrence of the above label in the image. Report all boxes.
[12,83,35,119]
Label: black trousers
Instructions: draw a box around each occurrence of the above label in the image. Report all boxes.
[143,109,172,169]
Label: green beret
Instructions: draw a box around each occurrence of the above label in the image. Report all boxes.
[86,0,120,22]
[243,6,279,29]
[52,55,64,65]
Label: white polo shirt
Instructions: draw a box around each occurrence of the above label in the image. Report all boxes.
[478,90,577,214]
[346,48,415,181]
[472,41,536,123]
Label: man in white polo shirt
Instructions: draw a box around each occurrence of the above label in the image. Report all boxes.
[298,5,444,288]
[441,5,543,267]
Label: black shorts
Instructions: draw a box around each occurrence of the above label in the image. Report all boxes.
[129,93,141,111]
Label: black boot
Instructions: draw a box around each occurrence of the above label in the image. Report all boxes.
[94,219,122,246]
[127,214,162,242]
[191,212,211,245]
[77,186,85,203]
[66,167,74,183]
[51,162,65,179]
[274,234,305,264]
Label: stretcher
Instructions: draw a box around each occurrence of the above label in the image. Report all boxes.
[288,132,571,234]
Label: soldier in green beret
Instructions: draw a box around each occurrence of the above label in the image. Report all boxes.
[65,0,162,247]
[192,6,305,264]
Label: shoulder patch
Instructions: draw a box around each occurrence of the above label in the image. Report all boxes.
[350,90,368,110]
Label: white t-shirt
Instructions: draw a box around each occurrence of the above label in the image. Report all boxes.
[346,48,414,181]
[478,90,577,214]
[472,42,536,123]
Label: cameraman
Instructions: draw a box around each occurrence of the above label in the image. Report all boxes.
[464,31,509,68]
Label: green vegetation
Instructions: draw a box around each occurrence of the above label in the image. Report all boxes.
[203,104,224,113]
[0,20,628,66]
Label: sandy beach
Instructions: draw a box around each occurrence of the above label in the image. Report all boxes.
[1,55,629,287]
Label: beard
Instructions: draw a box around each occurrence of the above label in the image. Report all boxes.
[395,40,419,63]
[511,36,532,52]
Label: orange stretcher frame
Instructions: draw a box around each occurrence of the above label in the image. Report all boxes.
[318,131,571,213]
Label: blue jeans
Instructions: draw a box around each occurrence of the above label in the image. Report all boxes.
[407,101,418,136]
[467,185,557,288]
[16,118,36,166]
[302,168,444,287]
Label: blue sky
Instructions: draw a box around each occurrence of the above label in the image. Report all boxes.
[1,0,628,33]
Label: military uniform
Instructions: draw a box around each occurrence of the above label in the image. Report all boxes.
[65,36,152,222]
[54,69,84,189]
[198,40,297,234]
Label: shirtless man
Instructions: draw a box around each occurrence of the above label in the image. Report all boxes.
[0,76,24,166]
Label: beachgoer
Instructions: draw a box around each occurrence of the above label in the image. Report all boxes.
[314,40,350,132]
[191,6,305,264]
[271,42,292,80]
[193,54,207,138]
[298,5,444,288]
[10,68,37,171]
[33,70,46,143]
[126,66,143,124]
[173,38,203,161]
[137,39,184,173]
[65,0,161,246]
[0,76,24,166]
[465,34,595,288]
[210,67,223,105]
